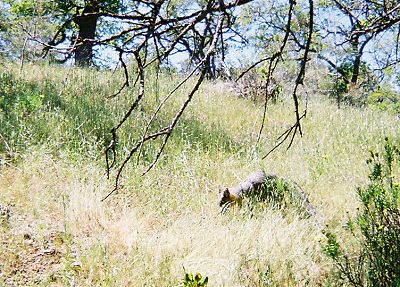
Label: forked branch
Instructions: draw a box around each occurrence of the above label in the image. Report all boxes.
[102,13,226,201]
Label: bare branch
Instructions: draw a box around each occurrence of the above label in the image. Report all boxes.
[102,13,226,200]
[256,0,297,143]
[107,49,130,99]
[262,111,307,159]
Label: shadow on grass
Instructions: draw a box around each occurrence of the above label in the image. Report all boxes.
[175,115,241,153]
[0,71,114,156]
[1,69,241,166]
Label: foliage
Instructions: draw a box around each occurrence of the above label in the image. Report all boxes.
[367,88,400,115]
[323,138,400,286]
[324,61,378,106]
[0,71,48,154]
[0,1,57,61]
[179,272,209,287]
[2,0,123,65]
[317,0,400,88]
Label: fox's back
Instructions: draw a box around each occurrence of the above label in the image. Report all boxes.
[230,171,267,196]
[245,171,267,186]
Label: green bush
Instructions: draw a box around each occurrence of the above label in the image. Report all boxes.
[323,138,400,286]
[367,88,400,114]
[0,72,45,116]
[179,272,208,287]
[0,72,48,154]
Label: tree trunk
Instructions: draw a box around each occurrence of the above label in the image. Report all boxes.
[350,35,360,85]
[351,53,361,85]
[74,5,99,67]
[351,37,371,85]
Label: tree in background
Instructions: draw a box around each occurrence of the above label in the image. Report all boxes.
[3,0,122,66]
[0,0,57,63]
[46,0,121,66]
[317,0,400,89]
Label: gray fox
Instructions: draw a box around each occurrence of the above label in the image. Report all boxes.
[219,170,317,217]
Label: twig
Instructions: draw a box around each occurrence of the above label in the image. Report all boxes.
[262,111,307,159]
[262,0,313,155]
[105,50,145,178]
[102,127,171,201]
[19,37,28,73]
[107,49,130,99]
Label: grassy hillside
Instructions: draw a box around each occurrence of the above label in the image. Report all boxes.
[1,63,399,286]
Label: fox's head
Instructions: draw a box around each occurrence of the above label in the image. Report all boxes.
[218,188,232,207]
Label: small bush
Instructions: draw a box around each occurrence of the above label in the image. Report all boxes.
[0,204,12,228]
[367,88,400,115]
[323,137,400,286]
[179,272,208,287]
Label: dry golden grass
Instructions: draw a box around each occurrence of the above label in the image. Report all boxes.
[0,152,324,286]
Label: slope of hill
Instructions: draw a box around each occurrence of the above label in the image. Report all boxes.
[1,63,399,286]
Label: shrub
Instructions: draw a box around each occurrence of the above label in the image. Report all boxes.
[179,272,208,287]
[323,138,400,286]
[367,88,400,115]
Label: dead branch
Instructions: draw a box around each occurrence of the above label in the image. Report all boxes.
[102,13,226,201]
[256,0,297,143]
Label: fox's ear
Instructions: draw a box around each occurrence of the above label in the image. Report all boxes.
[223,188,230,197]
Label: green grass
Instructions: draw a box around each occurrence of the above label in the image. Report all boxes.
[0,62,399,286]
